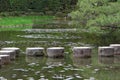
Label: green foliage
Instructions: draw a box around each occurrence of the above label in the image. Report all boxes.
[0,0,77,14]
[0,0,10,12]
[94,14,120,27]
[70,0,120,32]
[10,0,28,11]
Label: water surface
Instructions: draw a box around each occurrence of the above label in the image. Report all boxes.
[0,20,120,80]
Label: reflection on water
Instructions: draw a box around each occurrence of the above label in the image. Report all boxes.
[46,58,65,67]
[114,55,120,64]
[72,57,91,67]
[26,56,46,64]
[99,57,114,64]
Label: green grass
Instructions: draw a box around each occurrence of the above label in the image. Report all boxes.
[0,15,54,31]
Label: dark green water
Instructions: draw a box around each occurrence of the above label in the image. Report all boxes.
[0,20,120,80]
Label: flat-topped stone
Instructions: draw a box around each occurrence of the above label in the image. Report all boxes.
[110,44,120,55]
[26,47,44,49]
[47,47,64,58]
[98,46,114,57]
[0,50,16,60]
[110,44,120,46]
[1,47,19,50]
[1,47,20,57]
[0,55,10,64]
[26,47,44,56]
[73,47,92,58]
[47,47,64,49]
[99,46,114,49]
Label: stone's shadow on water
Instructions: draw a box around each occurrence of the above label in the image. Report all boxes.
[99,57,114,65]
[72,57,91,67]
[46,58,65,67]
[26,56,46,64]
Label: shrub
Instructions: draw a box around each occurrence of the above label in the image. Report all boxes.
[70,0,120,31]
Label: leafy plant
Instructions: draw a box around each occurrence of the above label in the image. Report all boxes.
[70,0,120,32]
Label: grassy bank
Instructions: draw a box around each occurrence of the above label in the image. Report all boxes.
[0,15,54,31]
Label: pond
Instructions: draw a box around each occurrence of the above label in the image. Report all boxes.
[0,20,120,80]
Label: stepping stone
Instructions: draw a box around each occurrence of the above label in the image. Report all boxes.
[1,47,20,57]
[98,47,114,57]
[0,50,16,60]
[73,47,92,58]
[0,55,10,64]
[26,47,44,56]
[47,47,64,58]
[110,44,120,55]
